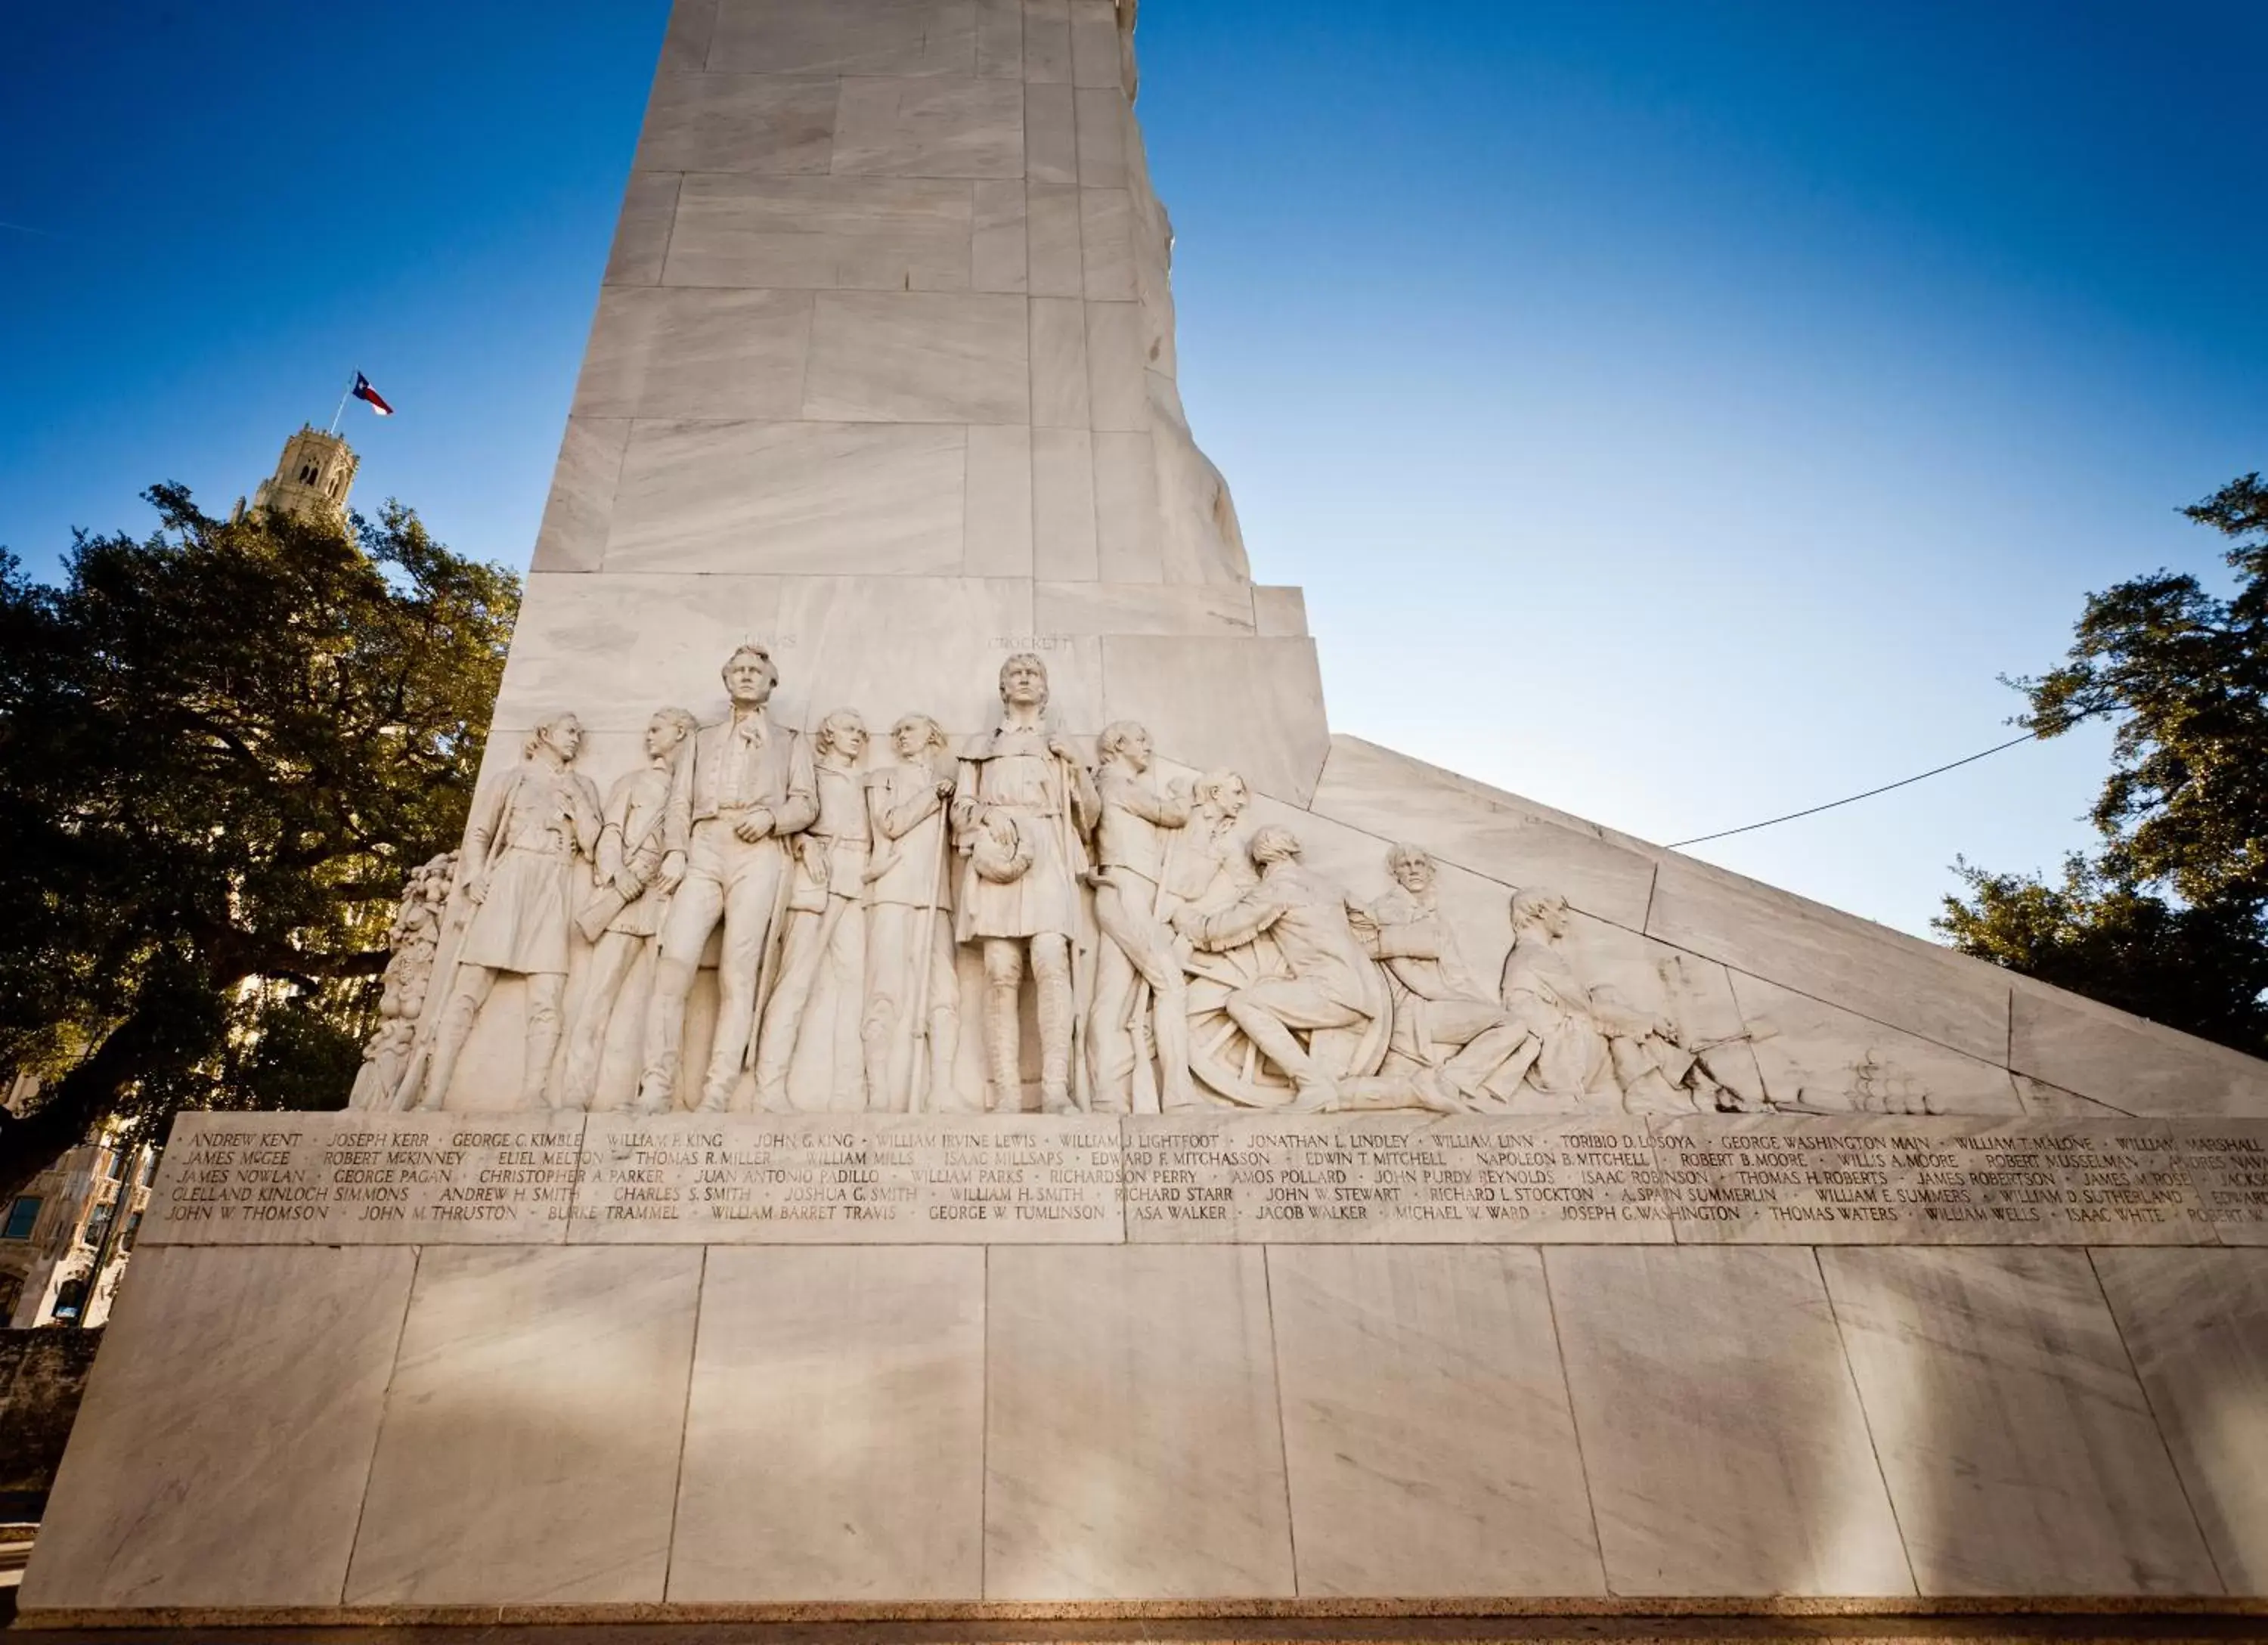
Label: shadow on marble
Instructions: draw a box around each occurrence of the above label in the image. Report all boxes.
[2093,1247,2268,1594]
[21,1247,413,1611]
[344,1247,702,1606]
[1270,1247,1604,1597]
[669,1247,984,1600]
[1545,1247,1912,1597]
[1819,1247,2219,1597]
[984,1246,1294,1600]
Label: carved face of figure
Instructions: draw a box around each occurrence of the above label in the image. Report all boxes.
[538,714,584,763]
[1098,720,1151,773]
[1389,847,1435,896]
[998,652,1049,712]
[721,645,776,708]
[893,714,941,763]
[643,711,689,761]
[1207,773,1249,820]
[1513,892,1570,943]
[816,710,869,767]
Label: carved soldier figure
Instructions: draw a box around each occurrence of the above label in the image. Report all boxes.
[559,706,697,1112]
[1495,889,1614,1111]
[1171,826,1383,1109]
[350,852,455,1111]
[414,714,602,1111]
[1086,721,1198,1112]
[952,653,1100,1113]
[754,709,872,1112]
[862,713,961,1112]
[1358,844,1532,1107]
[1167,768,1257,915]
[637,644,816,1114]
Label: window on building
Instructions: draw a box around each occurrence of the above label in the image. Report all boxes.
[139,1151,160,1187]
[52,1278,87,1321]
[300,463,319,484]
[121,1210,144,1250]
[81,1200,113,1247]
[104,1148,126,1179]
[1,1196,39,1241]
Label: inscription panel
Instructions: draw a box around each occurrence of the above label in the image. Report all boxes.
[144,1112,582,1245]
[140,1112,2253,1247]
[566,1114,1124,1243]
[2172,1121,2268,1245]
[1123,1116,1676,1243]
[1656,1118,2211,1244]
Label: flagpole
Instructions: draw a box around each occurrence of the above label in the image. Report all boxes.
[327,372,354,435]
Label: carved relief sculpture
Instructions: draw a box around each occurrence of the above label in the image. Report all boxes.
[1171,826,1394,1111]
[637,644,816,1115]
[951,654,1100,1113]
[411,714,603,1112]
[349,851,456,1111]
[754,710,872,1113]
[1086,721,1198,1113]
[1356,845,1535,1107]
[861,713,962,1113]
[559,706,697,1112]
[1169,769,1259,915]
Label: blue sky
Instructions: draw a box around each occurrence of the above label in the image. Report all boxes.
[3,1,2262,939]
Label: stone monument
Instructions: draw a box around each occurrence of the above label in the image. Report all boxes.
[23,0,2268,1624]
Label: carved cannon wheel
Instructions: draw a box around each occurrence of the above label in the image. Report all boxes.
[1183,936,1393,1110]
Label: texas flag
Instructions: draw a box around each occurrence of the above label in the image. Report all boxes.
[352,372,395,417]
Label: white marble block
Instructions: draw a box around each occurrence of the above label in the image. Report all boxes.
[1545,1246,1912,1596]
[1819,1247,2220,1596]
[1269,1246,1604,1596]
[669,1247,985,1598]
[21,1247,413,1612]
[982,1245,1295,1599]
[342,1246,702,1606]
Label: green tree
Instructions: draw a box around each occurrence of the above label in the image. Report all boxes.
[0,485,517,1200]
[1938,472,2268,1057]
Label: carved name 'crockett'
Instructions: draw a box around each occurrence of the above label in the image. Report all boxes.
[413,714,602,1112]
[863,713,961,1114]
[953,653,1100,1113]
[1359,845,1534,1107]
[1087,720,1198,1114]
[754,709,872,1113]
[1172,826,1390,1111]
[559,706,697,1112]
[637,644,816,1114]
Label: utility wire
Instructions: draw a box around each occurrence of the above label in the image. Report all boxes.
[1665,729,2044,849]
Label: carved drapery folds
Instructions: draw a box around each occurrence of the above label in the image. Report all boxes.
[358,648,1945,1120]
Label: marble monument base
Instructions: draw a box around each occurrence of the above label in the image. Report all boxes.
[17,1109,2268,1621]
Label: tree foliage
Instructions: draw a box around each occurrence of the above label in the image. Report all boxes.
[1938,473,2268,1057]
[0,486,516,1198]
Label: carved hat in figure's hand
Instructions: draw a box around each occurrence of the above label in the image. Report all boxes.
[971,809,1036,884]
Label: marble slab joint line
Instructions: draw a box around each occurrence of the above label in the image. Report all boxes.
[2083,1247,2230,1594]
[1640,860,1661,936]
[978,1241,992,1599]
[339,1243,423,1606]
[1812,1244,1923,1596]
[659,1245,711,1603]
[1535,1253,1616,1595]
[1257,1248,1305,1594]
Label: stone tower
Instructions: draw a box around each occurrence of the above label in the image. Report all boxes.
[249,424,358,524]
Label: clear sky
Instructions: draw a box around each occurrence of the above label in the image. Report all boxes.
[4,1,2263,940]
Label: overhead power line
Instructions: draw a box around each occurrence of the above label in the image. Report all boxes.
[1665,729,2045,850]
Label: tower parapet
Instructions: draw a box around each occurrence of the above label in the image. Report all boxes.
[247,424,358,524]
